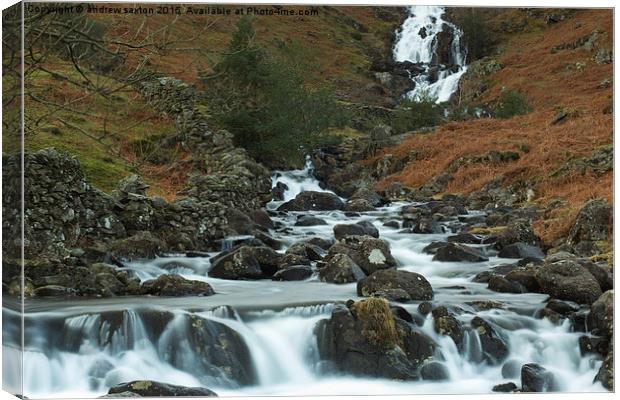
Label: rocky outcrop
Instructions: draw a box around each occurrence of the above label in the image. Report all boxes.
[107,381,217,397]
[315,298,436,380]
[534,259,602,304]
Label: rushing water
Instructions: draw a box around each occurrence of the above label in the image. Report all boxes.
[2,164,606,398]
[393,6,467,102]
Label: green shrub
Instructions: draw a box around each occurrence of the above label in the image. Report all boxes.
[393,91,444,133]
[493,88,532,119]
[202,17,346,168]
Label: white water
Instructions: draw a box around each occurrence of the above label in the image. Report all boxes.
[270,156,336,206]
[393,6,467,102]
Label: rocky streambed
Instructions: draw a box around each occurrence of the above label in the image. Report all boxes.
[3,164,613,398]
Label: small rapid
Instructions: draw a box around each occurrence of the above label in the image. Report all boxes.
[393,6,467,102]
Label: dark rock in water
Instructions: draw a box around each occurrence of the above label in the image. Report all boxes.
[567,199,612,256]
[521,363,557,392]
[504,266,541,292]
[433,243,489,262]
[107,380,217,397]
[306,237,334,250]
[383,220,400,229]
[431,306,464,347]
[498,243,545,260]
[502,359,521,379]
[578,335,609,357]
[587,290,613,338]
[535,260,602,304]
[141,274,214,296]
[249,209,275,230]
[333,221,379,240]
[272,266,313,281]
[492,382,518,392]
[278,253,311,269]
[465,300,505,311]
[286,242,325,261]
[535,308,564,324]
[447,233,483,244]
[344,199,376,212]
[350,187,384,207]
[545,298,579,315]
[209,246,281,280]
[327,235,397,275]
[488,276,526,294]
[420,361,450,381]
[357,269,433,301]
[516,256,545,266]
[422,241,449,255]
[472,270,492,283]
[418,301,433,315]
[253,231,283,250]
[226,209,255,235]
[278,191,344,211]
[295,215,328,226]
[320,253,366,284]
[409,217,443,234]
[105,231,164,260]
[314,299,435,380]
[390,305,414,323]
[594,350,613,390]
[471,316,509,364]
[271,181,289,201]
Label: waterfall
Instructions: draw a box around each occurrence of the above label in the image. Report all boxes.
[269,156,335,205]
[393,6,467,102]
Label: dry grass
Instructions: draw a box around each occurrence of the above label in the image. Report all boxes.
[371,9,613,244]
[351,297,401,349]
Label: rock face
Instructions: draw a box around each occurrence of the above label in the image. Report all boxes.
[107,381,217,397]
[315,298,436,380]
[277,191,344,211]
[534,260,602,304]
[521,363,557,392]
[327,236,397,275]
[567,199,612,255]
[140,275,214,297]
[357,269,433,301]
[319,254,366,284]
[433,243,489,262]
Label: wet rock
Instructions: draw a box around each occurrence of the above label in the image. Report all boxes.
[277,191,344,211]
[420,361,450,381]
[567,199,612,256]
[408,217,443,234]
[488,275,526,294]
[494,220,542,250]
[422,241,449,255]
[278,253,311,269]
[334,221,379,240]
[594,349,613,390]
[545,299,579,315]
[306,237,334,250]
[447,233,483,244]
[587,290,613,338]
[320,254,366,284]
[535,307,563,324]
[209,246,276,280]
[431,306,464,347]
[418,301,433,315]
[295,215,328,226]
[226,209,255,235]
[535,260,602,304]
[271,182,288,201]
[583,262,613,292]
[327,235,397,275]
[521,363,557,392]
[465,300,506,311]
[350,187,384,207]
[249,210,275,230]
[344,199,376,212]
[315,298,435,380]
[140,275,214,296]
[579,335,609,357]
[493,382,518,392]
[272,266,313,281]
[34,285,77,297]
[498,243,545,260]
[357,269,433,301]
[383,220,400,229]
[286,242,325,261]
[504,266,541,292]
[107,380,217,397]
[433,243,489,263]
[471,316,509,364]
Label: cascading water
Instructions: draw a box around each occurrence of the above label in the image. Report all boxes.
[393,6,468,102]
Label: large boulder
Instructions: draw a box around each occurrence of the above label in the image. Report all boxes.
[587,290,613,338]
[534,260,602,304]
[314,298,435,380]
[209,246,281,280]
[105,231,164,260]
[521,363,557,392]
[349,187,384,207]
[433,243,489,263]
[594,349,613,390]
[277,191,344,211]
[140,275,214,296]
[567,199,612,256]
[498,243,545,260]
[107,381,217,397]
[327,235,397,275]
[494,220,542,250]
[471,317,509,364]
[432,306,464,347]
[295,215,328,226]
[357,269,433,301]
[333,221,379,240]
[272,266,313,281]
[319,254,366,284]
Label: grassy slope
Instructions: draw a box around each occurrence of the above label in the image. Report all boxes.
[373,9,613,244]
[9,6,404,197]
